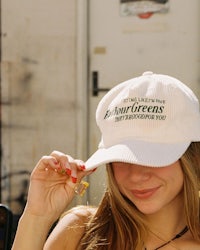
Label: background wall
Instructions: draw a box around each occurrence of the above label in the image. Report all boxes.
[1,0,200,217]
[1,0,80,215]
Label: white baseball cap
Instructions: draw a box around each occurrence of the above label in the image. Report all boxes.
[85,71,200,170]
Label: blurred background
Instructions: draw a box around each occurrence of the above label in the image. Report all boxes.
[0,0,199,241]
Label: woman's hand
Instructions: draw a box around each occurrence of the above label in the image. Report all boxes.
[12,151,92,250]
[24,151,90,223]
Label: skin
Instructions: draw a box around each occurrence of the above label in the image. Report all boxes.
[112,161,200,249]
[12,155,200,250]
[112,161,184,215]
[11,151,92,250]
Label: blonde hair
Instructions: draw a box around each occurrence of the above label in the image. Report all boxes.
[180,142,200,239]
[78,142,200,249]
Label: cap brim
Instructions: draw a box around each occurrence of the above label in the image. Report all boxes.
[84,140,190,170]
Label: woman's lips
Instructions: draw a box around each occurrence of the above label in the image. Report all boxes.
[131,187,160,199]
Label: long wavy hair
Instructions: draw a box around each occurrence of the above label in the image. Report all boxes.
[78,142,200,249]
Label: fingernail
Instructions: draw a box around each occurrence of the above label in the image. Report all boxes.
[53,159,59,165]
[71,176,77,183]
[66,168,71,176]
[80,165,86,170]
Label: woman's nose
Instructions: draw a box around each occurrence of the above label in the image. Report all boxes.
[128,164,152,183]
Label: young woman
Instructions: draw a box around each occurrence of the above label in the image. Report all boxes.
[12,72,200,250]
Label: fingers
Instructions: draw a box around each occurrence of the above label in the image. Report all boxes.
[63,155,85,183]
[34,155,60,171]
[35,151,90,183]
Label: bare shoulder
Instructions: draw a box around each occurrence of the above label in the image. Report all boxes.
[44,205,97,250]
[183,240,200,250]
[179,237,200,250]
